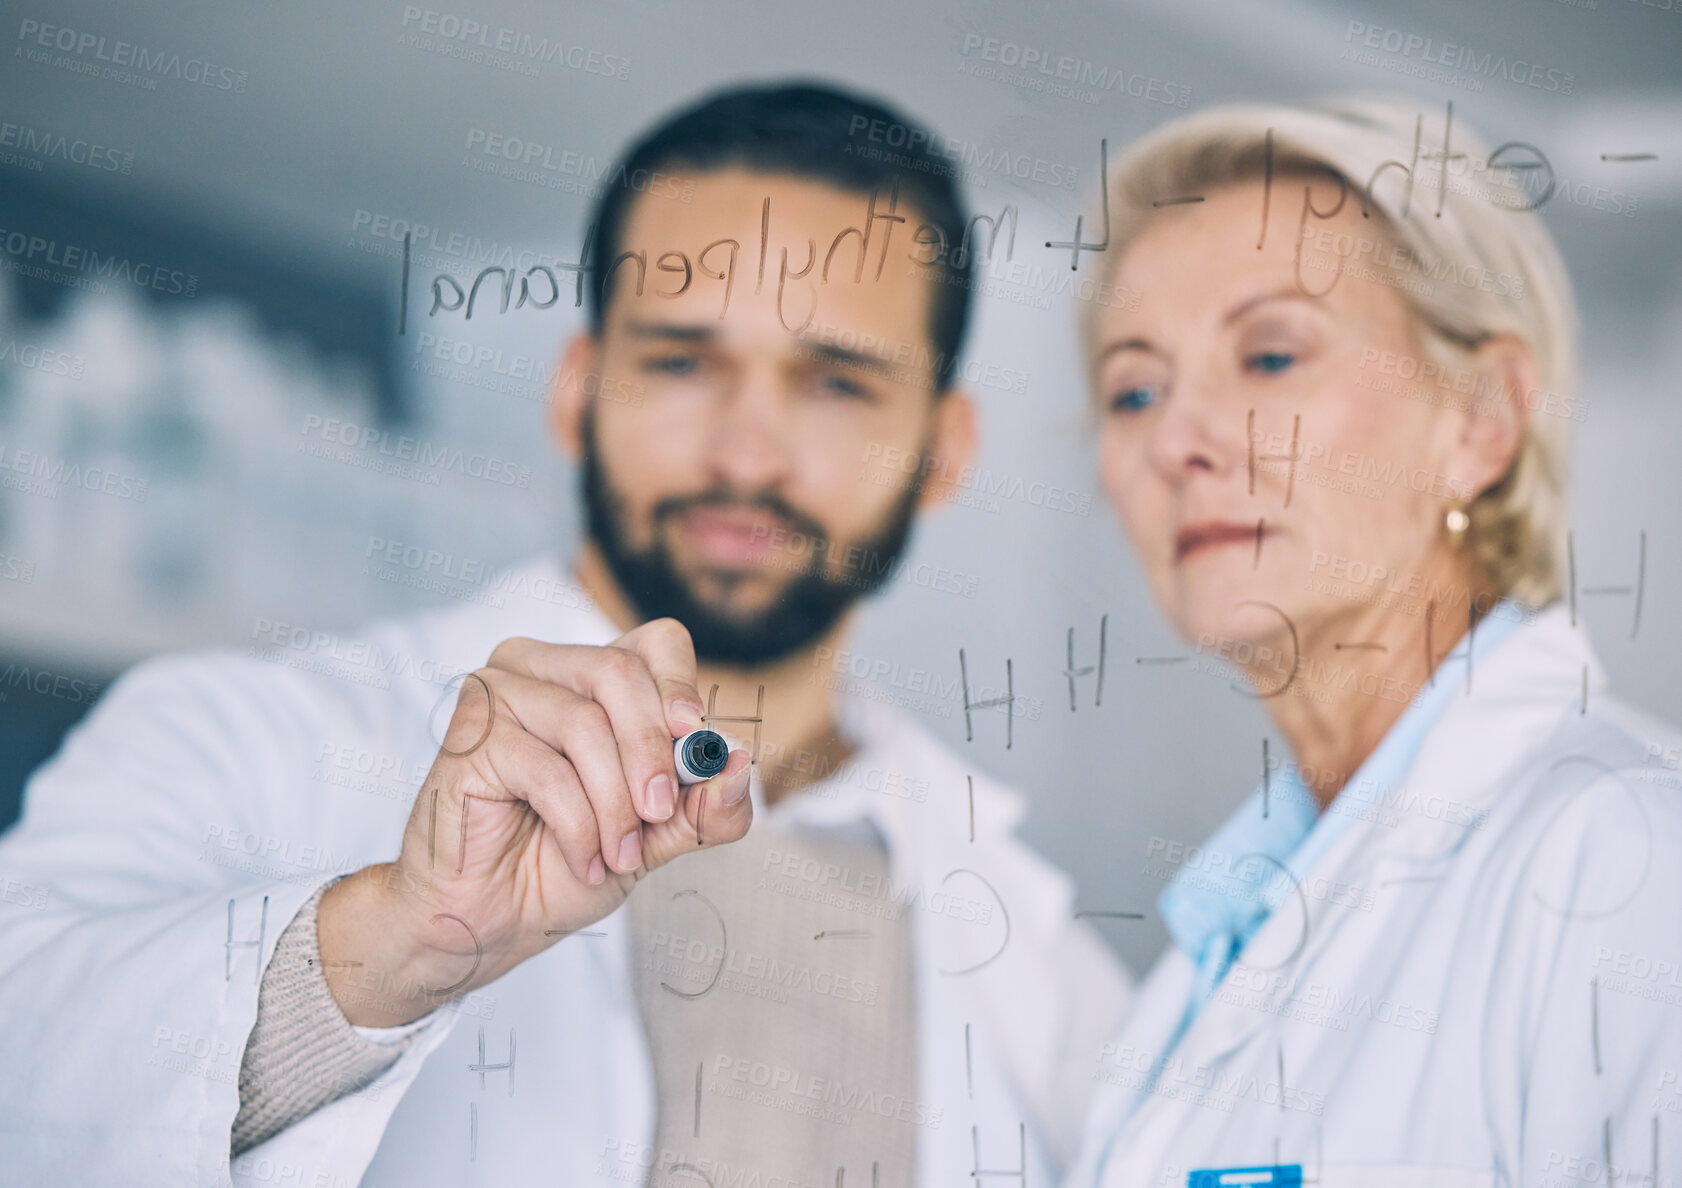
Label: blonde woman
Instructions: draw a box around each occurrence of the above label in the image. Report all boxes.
[1066,98,1682,1186]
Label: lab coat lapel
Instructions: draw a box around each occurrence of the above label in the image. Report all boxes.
[1338,604,1598,890]
[1161,872,1321,1072]
[1166,608,1599,1079]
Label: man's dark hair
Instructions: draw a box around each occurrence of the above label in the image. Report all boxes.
[584,80,974,388]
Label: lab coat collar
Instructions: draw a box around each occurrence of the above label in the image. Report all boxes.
[1153,600,1598,1072]
[1157,599,1532,974]
[1353,600,1601,864]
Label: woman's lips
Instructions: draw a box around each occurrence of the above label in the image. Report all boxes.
[1175,520,1271,562]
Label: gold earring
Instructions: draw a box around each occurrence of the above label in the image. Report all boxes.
[1445,503,1471,550]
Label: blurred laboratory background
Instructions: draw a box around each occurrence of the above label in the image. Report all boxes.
[2,0,1678,972]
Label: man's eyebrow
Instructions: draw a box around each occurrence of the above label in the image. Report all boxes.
[799,340,884,371]
[622,320,717,344]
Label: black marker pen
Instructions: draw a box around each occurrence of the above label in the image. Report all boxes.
[672,729,730,785]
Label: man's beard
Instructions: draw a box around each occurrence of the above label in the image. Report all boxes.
[580,414,924,666]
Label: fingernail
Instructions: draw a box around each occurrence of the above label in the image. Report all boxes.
[646,773,675,820]
[587,854,606,885]
[673,699,705,731]
[721,761,751,807]
[617,830,642,872]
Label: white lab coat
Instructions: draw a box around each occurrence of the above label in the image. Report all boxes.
[0,555,1129,1188]
[1067,603,1682,1188]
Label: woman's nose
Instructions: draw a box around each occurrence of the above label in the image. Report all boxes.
[1146,372,1243,485]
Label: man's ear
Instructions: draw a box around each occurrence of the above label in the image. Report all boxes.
[1444,335,1535,502]
[915,387,979,511]
[550,332,601,461]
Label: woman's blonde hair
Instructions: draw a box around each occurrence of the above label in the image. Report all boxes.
[1081,96,1579,607]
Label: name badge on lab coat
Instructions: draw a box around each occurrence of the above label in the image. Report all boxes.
[1188,1168,1302,1188]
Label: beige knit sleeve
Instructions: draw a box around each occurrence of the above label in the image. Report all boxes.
[230,878,425,1155]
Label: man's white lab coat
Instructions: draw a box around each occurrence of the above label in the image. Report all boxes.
[1064,604,1682,1188]
[0,556,1129,1187]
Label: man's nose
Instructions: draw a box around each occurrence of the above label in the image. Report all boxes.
[706,366,795,489]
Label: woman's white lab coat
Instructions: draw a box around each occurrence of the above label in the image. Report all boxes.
[0,557,1128,1188]
[1067,603,1682,1188]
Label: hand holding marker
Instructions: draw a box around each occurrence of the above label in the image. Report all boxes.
[316,620,754,1027]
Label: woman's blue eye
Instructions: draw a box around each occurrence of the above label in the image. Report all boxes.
[647,354,699,375]
[1250,351,1294,374]
[1109,386,1158,413]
